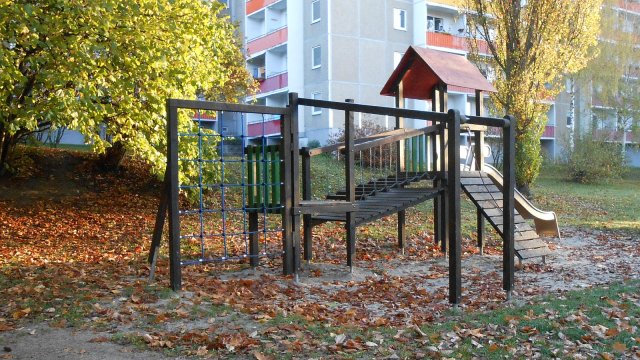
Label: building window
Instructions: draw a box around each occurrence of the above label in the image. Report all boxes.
[393,9,407,30]
[312,46,321,69]
[427,16,444,32]
[311,0,321,23]
[393,52,404,68]
[312,92,322,115]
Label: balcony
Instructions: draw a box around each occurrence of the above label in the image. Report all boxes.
[258,72,288,94]
[246,0,281,15]
[593,129,637,144]
[541,125,555,139]
[427,0,460,8]
[247,27,288,55]
[247,116,281,137]
[618,0,640,13]
[427,31,490,54]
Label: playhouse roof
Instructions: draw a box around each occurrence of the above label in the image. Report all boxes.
[380,46,496,100]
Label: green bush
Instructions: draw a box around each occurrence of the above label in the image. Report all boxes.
[306,139,321,149]
[566,135,627,183]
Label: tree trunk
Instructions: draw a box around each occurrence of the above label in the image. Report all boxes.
[0,132,14,177]
[99,141,127,171]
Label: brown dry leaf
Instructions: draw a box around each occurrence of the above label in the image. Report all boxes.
[195,346,208,356]
[0,323,14,332]
[600,352,614,360]
[11,308,30,320]
[604,328,619,338]
[88,336,110,343]
[253,351,273,360]
[612,342,626,353]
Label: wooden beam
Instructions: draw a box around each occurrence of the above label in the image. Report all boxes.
[166,100,182,291]
[502,115,516,297]
[447,109,462,304]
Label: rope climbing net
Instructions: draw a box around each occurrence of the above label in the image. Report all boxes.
[174,107,285,267]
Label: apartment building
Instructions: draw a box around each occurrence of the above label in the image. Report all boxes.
[572,0,640,166]
[230,0,639,164]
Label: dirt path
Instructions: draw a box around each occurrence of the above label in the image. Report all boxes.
[1,324,174,360]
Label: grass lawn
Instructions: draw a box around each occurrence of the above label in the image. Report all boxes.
[35,143,92,152]
[533,165,640,234]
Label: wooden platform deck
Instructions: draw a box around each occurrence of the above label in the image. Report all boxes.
[310,171,438,226]
[312,187,440,226]
[461,171,552,260]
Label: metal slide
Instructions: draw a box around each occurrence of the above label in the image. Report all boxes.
[483,164,561,238]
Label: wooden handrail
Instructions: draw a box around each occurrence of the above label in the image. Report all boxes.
[302,125,440,157]
[352,125,440,153]
[302,129,404,157]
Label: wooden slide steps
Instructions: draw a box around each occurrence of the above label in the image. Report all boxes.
[460,171,552,261]
[312,172,438,227]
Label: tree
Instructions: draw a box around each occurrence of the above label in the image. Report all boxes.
[0,0,255,175]
[464,0,601,195]
[576,0,640,154]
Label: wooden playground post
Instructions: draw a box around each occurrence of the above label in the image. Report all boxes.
[447,109,462,304]
[474,90,485,254]
[290,96,301,276]
[502,115,516,298]
[281,93,302,276]
[166,100,182,291]
[302,148,313,262]
[395,82,406,253]
[438,83,449,253]
[345,99,356,269]
[148,169,168,281]
[431,89,441,249]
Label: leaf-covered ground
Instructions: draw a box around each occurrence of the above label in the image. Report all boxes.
[0,147,639,359]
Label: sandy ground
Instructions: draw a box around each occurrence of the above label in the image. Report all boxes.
[1,227,638,359]
[0,324,174,360]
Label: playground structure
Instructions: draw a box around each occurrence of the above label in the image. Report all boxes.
[149,46,558,304]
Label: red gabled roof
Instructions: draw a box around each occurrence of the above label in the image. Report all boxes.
[380,46,496,100]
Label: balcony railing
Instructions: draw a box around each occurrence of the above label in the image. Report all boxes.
[427,31,490,54]
[541,125,555,139]
[247,27,288,55]
[487,125,557,140]
[259,72,288,94]
[246,0,280,15]
[593,129,636,143]
[618,0,640,13]
[247,117,281,137]
[427,0,460,8]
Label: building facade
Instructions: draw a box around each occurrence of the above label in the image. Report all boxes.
[229,0,639,164]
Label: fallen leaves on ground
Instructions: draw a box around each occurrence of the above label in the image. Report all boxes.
[1,148,639,359]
